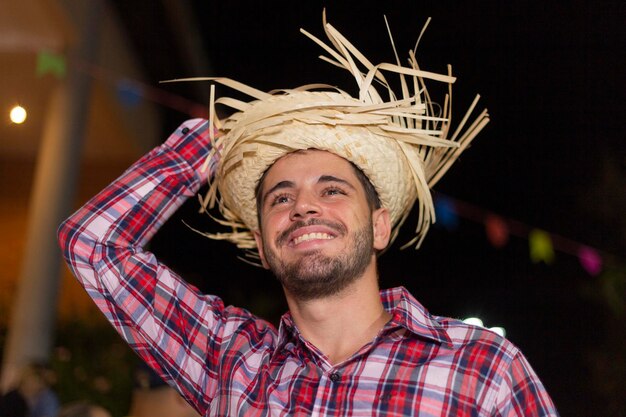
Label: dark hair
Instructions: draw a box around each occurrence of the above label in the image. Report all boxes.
[0,389,28,417]
[254,151,381,229]
[348,160,382,211]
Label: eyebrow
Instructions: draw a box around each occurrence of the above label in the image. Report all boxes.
[318,175,357,191]
[261,175,356,206]
[262,180,295,206]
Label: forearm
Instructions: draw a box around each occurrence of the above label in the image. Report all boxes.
[57,118,220,409]
[58,119,212,266]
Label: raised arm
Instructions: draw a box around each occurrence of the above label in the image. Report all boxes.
[57,119,272,413]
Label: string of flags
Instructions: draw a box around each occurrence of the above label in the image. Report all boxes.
[35,50,620,280]
[433,193,615,278]
[35,50,206,117]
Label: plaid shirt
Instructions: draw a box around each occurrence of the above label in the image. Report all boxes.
[58,119,558,416]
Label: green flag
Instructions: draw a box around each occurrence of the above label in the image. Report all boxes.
[36,50,66,78]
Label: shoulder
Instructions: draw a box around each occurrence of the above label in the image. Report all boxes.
[439,315,519,359]
[383,286,518,363]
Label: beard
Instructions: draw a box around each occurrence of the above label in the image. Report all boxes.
[262,218,375,302]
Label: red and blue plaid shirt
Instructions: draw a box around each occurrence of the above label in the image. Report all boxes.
[58,119,558,416]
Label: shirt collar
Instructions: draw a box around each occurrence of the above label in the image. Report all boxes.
[277,286,452,348]
[381,286,453,347]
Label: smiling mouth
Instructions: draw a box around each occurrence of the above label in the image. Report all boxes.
[293,232,335,246]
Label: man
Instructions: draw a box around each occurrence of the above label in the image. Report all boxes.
[58,16,558,416]
[0,362,60,417]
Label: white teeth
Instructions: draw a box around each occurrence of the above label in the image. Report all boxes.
[293,232,333,245]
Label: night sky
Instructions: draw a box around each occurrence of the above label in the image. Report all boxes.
[112,1,625,415]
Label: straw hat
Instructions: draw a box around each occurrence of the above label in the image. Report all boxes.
[172,14,489,251]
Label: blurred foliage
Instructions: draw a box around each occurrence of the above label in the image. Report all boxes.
[576,151,626,415]
[0,315,139,417]
[580,265,626,416]
[50,318,138,417]
[1,324,133,417]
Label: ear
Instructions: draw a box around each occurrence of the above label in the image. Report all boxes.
[253,230,271,269]
[372,207,391,250]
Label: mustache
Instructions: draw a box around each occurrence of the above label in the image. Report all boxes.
[276,218,347,246]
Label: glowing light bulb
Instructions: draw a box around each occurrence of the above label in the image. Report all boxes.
[463,317,506,338]
[489,327,506,337]
[463,317,484,327]
[10,105,27,124]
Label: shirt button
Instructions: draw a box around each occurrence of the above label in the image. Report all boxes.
[181,127,190,134]
[329,372,341,383]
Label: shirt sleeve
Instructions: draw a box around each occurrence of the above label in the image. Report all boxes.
[57,119,269,414]
[493,351,560,416]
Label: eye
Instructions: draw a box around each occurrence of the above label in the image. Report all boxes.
[270,193,291,206]
[323,186,346,197]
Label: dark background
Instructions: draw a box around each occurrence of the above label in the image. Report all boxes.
[110,1,625,415]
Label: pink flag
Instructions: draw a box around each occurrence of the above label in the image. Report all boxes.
[578,246,603,276]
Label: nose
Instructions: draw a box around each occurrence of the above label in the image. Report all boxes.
[289,190,321,221]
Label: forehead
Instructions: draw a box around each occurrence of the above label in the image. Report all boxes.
[261,149,356,186]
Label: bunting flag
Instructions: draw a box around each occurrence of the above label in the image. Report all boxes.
[578,246,603,276]
[529,229,555,264]
[116,79,143,108]
[434,197,459,230]
[599,269,626,315]
[485,214,509,248]
[36,50,67,78]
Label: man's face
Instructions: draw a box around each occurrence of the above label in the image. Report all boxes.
[254,150,390,301]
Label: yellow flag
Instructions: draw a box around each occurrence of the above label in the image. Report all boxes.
[529,229,555,264]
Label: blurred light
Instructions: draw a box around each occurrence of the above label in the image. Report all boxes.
[10,105,27,124]
[463,317,507,338]
[489,326,506,337]
[463,317,484,327]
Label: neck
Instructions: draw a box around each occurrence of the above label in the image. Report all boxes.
[284,263,391,365]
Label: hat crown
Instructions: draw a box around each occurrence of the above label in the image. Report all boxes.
[189,16,489,252]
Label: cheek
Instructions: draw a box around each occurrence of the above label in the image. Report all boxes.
[333,205,369,227]
[261,211,289,240]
